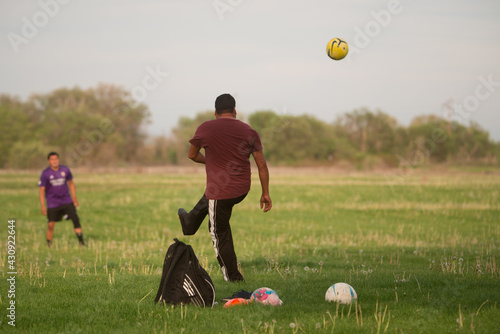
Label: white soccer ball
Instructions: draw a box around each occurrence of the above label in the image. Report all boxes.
[325,283,357,304]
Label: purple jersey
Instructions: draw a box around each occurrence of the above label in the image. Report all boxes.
[38,165,74,209]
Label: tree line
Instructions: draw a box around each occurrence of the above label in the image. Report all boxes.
[1,84,498,169]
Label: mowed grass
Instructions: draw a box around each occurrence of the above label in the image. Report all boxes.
[0,168,499,333]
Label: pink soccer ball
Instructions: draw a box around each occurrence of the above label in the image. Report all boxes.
[250,287,283,306]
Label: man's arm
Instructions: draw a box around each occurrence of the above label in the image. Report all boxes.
[39,186,47,215]
[252,150,272,212]
[188,144,205,164]
[67,180,79,207]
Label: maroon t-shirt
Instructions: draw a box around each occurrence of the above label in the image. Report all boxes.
[189,118,263,200]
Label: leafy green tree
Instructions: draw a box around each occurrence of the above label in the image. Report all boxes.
[0,84,150,168]
[1,86,498,168]
[143,136,179,165]
[0,95,35,167]
[334,108,399,155]
[249,111,336,165]
[408,115,453,163]
[172,111,214,164]
[32,84,150,164]
[6,141,48,169]
[450,121,492,162]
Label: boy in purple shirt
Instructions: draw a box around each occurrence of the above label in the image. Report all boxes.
[39,152,84,247]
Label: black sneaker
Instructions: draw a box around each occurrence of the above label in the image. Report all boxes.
[178,208,188,234]
[221,289,253,303]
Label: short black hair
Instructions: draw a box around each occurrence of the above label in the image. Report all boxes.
[215,94,235,114]
[47,152,59,160]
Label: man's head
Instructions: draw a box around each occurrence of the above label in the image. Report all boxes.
[215,94,236,115]
[47,152,60,169]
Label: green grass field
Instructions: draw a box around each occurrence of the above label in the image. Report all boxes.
[1,168,499,333]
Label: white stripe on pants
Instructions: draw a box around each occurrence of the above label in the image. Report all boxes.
[208,199,229,281]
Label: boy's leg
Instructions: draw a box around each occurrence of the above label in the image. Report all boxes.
[46,222,56,247]
[65,203,84,245]
[208,194,247,282]
[46,206,63,248]
[178,194,209,235]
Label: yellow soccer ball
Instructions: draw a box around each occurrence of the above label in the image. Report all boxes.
[326,38,349,60]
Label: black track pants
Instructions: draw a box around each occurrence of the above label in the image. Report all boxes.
[183,193,247,282]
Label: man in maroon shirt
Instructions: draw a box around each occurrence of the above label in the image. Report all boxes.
[178,93,272,282]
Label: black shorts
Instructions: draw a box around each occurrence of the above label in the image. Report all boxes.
[47,203,81,228]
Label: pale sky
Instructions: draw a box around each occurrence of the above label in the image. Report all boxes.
[1,0,500,140]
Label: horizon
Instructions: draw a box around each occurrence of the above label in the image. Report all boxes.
[1,0,499,140]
